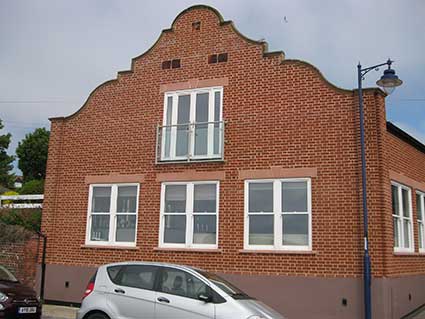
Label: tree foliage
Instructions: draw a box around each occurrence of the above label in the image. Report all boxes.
[0,119,15,188]
[19,179,44,194]
[16,128,50,182]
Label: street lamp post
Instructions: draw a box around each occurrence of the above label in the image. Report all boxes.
[357,59,402,319]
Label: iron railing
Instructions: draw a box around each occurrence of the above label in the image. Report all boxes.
[156,121,225,163]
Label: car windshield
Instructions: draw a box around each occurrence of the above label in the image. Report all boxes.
[0,266,18,282]
[198,270,252,300]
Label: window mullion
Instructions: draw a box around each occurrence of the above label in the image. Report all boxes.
[186,183,194,247]
[207,90,214,157]
[109,185,118,244]
[170,94,178,159]
[398,186,404,248]
[274,180,282,249]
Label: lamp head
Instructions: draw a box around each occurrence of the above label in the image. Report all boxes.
[376,60,403,95]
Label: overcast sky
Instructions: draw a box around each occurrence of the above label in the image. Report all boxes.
[1,0,424,173]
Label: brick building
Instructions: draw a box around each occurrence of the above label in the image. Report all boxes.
[41,5,425,318]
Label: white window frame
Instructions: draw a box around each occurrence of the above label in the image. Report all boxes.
[391,181,414,253]
[244,178,312,251]
[161,86,223,161]
[85,183,139,247]
[159,181,219,249]
[417,190,425,253]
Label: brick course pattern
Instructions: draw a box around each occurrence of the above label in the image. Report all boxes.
[0,236,40,289]
[42,5,425,280]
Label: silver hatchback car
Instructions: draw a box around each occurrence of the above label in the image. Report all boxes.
[77,262,286,319]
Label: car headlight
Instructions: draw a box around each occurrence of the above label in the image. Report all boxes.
[0,292,8,302]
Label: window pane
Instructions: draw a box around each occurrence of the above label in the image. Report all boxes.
[391,185,399,216]
[159,268,208,300]
[417,194,423,220]
[282,214,308,246]
[193,215,216,244]
[194,184,216,212]
[116,215,136,242]
[164,215,186,244]
[194,93,209,156]
[119,265,158,290]
[164,96,173,158]
[90,215,110,241]
[402,188,410,217]
[107,266,122,284]
[282,181,308,212]
[164,185,186,212]
[176,95,190,157]
[419,223,424,250]
[117,186,137,213]
[213,91,221,155]
[249,183,273,212]
[92,187,111,212]
[393,216,400,248]
[403,220,410,248]
[249,215,274,245]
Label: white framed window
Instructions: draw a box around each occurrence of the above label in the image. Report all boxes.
[244,178,312,251]
[159,181,219,249]
[416,191,425,252]
[391,182,414,252]
[85,184,139,247]
[161,87,223,161]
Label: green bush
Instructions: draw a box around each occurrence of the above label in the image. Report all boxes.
[19,179,44,195]
[0,208,41,233]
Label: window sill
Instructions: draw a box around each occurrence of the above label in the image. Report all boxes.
[239,249,317,255]
[156,159,225,165]
[81,244,140,250]
[154,247,222,253]
[393,251,418,256]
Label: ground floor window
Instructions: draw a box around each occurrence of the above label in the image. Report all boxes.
[391,182,414,252]
[417,191,425,252]
[86,184,139,246]
[160,181,219,248]
[244,178,312,251]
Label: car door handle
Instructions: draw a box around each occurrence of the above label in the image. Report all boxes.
[114,288,125,294]
[157,297,170,303]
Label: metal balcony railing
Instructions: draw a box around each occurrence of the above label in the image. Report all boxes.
[156,121,225,163]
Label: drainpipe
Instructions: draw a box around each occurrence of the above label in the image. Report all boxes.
[36,231,47,302]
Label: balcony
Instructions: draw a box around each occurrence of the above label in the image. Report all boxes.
[156,121,225,163]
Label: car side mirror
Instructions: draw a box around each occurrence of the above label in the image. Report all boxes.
[198,293,212,303]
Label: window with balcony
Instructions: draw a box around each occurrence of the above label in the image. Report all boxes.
[157,87,224,162]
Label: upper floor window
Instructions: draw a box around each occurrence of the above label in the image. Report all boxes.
[86,184,139,247]
[391,182,414,252]
[417,191,425,252]
[159,181,219,249]
[244,178,312,251]
[157,87,224,162]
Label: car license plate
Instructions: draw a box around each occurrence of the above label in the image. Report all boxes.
[18,307,37,314]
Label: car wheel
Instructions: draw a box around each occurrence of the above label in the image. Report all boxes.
[86,312,109,319]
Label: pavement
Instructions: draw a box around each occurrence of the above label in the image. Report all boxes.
[42,304,78,319]
[41,303,425,319]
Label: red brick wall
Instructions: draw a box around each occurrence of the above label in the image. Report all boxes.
[0,236,40,289]
[384,132,425,276]
[42,6,403,278]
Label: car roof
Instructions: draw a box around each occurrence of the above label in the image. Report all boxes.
[99,261,204,274]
